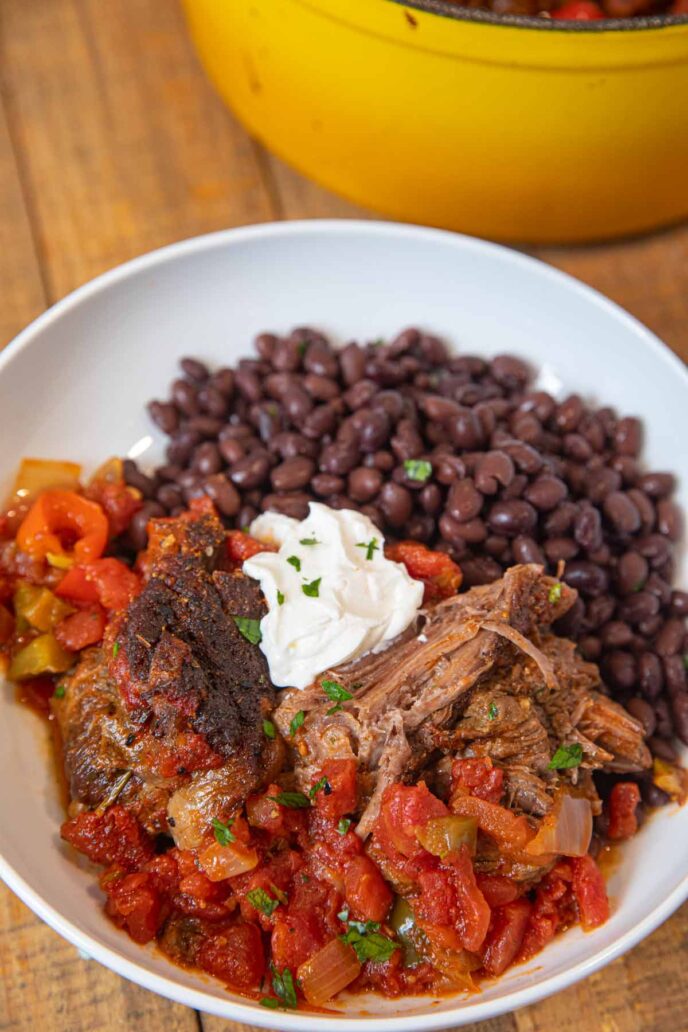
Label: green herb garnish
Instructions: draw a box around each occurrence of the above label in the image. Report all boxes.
[403,459,432,483]
[340,919,399,964]
[290,710,305,737]
[487,702,498,721]
[337,818,352,835]
[277,590,285,606]
[548,582,563,605]
[270,791,311,809]
[259,964,298,1010]
[233,616,262,645]
[263,719,276,739]
[302,577,321,598]
[356,537,379,561]
[112,642,120,658]
[299,537,319,546]
[53,683,66,699]
[548,743,584,770]
[287,555,301,572]
[246,887,280,917]
[309,776,331,799]
[322,679,353,714]
[212,816,236,846]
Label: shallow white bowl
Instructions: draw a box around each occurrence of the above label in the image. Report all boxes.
[0,220,686,1030]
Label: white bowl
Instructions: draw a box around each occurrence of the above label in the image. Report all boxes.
[0,220,686,1031]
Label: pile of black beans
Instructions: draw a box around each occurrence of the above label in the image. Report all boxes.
[124,326,687,778]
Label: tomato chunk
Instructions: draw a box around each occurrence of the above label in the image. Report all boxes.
[607,782,641,841]
[571,855,610,930]
[56,558,141,610]
[452,757,504,803]
[226,530,275,564]
[17,490,108,564]
[55,606,107,650]
[385,540,462,603]
[197,921,265,988]
[61,805,154,870]
[482,899,532,976]
[105,871,164,944]
[376,782,449,860]
[344,854,393,923]
[314,759,358,821]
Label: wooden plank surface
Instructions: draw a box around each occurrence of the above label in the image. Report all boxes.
[0,1,686,1031]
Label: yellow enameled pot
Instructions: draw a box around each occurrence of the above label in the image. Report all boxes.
[182,0,688,243]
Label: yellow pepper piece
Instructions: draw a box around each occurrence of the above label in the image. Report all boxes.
[9,633,73,680]
[415,815,478,858]
[12,457,81,498]
[13,581,74,632]
[653,758,688,804]
[46,552,75,570]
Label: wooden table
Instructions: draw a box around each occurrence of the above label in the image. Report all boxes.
[0,2,686,1030]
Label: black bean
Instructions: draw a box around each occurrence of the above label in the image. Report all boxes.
[166,429,201,466]
[616,551,649,595]
[657,499,682,541]
[460,556,504,587]
[192,441,222,477]
[487,500,537,537]
[447,479,483,523]
[617,591,660,626]
[378,483,413,528]
[563,561,609,598]
[345,379,378,410]
[490,354,529,389]
[524,474,568,512]
[655,619,685,658]
[319,441,359,476]
[203,474,241,517]
[603,491,641,534]
[573,505,603,552]
[197,385,228,419]
[626,488,655,534]
[671,692,688,746]
[626,697,656,737]
[645,573,672,607]
[171,378,200,417]
[606,650,636,689]
[420,483,443,515]
[370,450,395,473]
[261,492,312,520]
[187,415,224,439]
[219,437,245,466]
[348,467,383,503]
[670,590,688,617]
[156,483,183,510]
[610,455,639,485]
[642,781,671,807]
[304,342,338,378]
[449,409,484,450]
[501,440,543,475]
[180,357,209,383]
[555,395,584,433]
[600,621,633,648]
[129,501,165,551]
[544,501,578,537]
[228,452,271,490]
[270,456,315,492]
[638,652,664,699]
[638,471,675,498]
[663,654,687,697]
[648,736,677,762]
[122,459,156,499]
[391,420,425,462]
[544,537,578,563]
[519,390,555,422]
[356,409,391,453]
[434,454,466,485]
[586,467,622,503]
[636,534,672,568]
[312,473,345,496]
[453,518,487,544]
[586,595,616,629]
[512,535,545,565]
[562,433,593,462]
[613,416,642,457]
[474,451,514,495]
[303,404,338,440]
[148,400,179,435]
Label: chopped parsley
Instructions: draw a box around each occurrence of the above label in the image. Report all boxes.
[260,964,298,1010]
[548,582,563,605]
[337,817,352,835]
[299,537,319,546]
[302,577,321,598]
[212,817,236,846]
[53,683,66,700]
[548,742,584,770]
[356,537,379,561]
[289,710,305,737]
[246,887,281,917]
[233,616,262,645]
[487,702,498,721]
[263,719,276,739]
[270,791,311,809]
[309,776,331,799]
[287,555,301,572]
[322,679,353,714]
[340,919,399,964]
[277,590,285,606]
[403,459,432,483]
[112,642,120,658]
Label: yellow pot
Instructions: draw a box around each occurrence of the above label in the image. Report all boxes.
[182,0,688,243]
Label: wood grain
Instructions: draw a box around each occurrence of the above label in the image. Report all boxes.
[0,0,686,1030]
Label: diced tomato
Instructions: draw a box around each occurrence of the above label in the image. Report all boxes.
[313,759,358,821]
[55,606,107,650]
[104,871,164,943]
[144,852,180,895]
[607,782,641,841]
[571,855,610,930]
[246,784,289,836]
[271,874,341,971]
[86,479,142,537]
[449,794,533,851]
[482,899,532,976]
[197,921,265,988]
[226,530,275,565]
[17,490,108,564]
[518,862,575,962]
[148,731,223,778]
[344,854,393,923]
[452,757,504,804]
[447,845,491,953]
[385,540,462,603]
[61,805,154,870]
[475,873,522,909]
[376,782,449,860]
[56,558,141,611]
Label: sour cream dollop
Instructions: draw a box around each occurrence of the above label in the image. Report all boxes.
[243,504,424,690]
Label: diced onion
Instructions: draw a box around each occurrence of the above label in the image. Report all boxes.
[416,816,478,858]
[527,793,592,857]
[198,840,259,882]
[297,938,361,1005]
[653,758,688,803]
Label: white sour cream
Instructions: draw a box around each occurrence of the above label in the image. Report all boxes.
[243,504,424,690]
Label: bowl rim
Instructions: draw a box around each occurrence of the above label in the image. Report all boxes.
[0,218,687,1030]
[390,0,688,33]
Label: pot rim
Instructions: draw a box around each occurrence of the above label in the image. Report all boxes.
[392,0,688,31]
